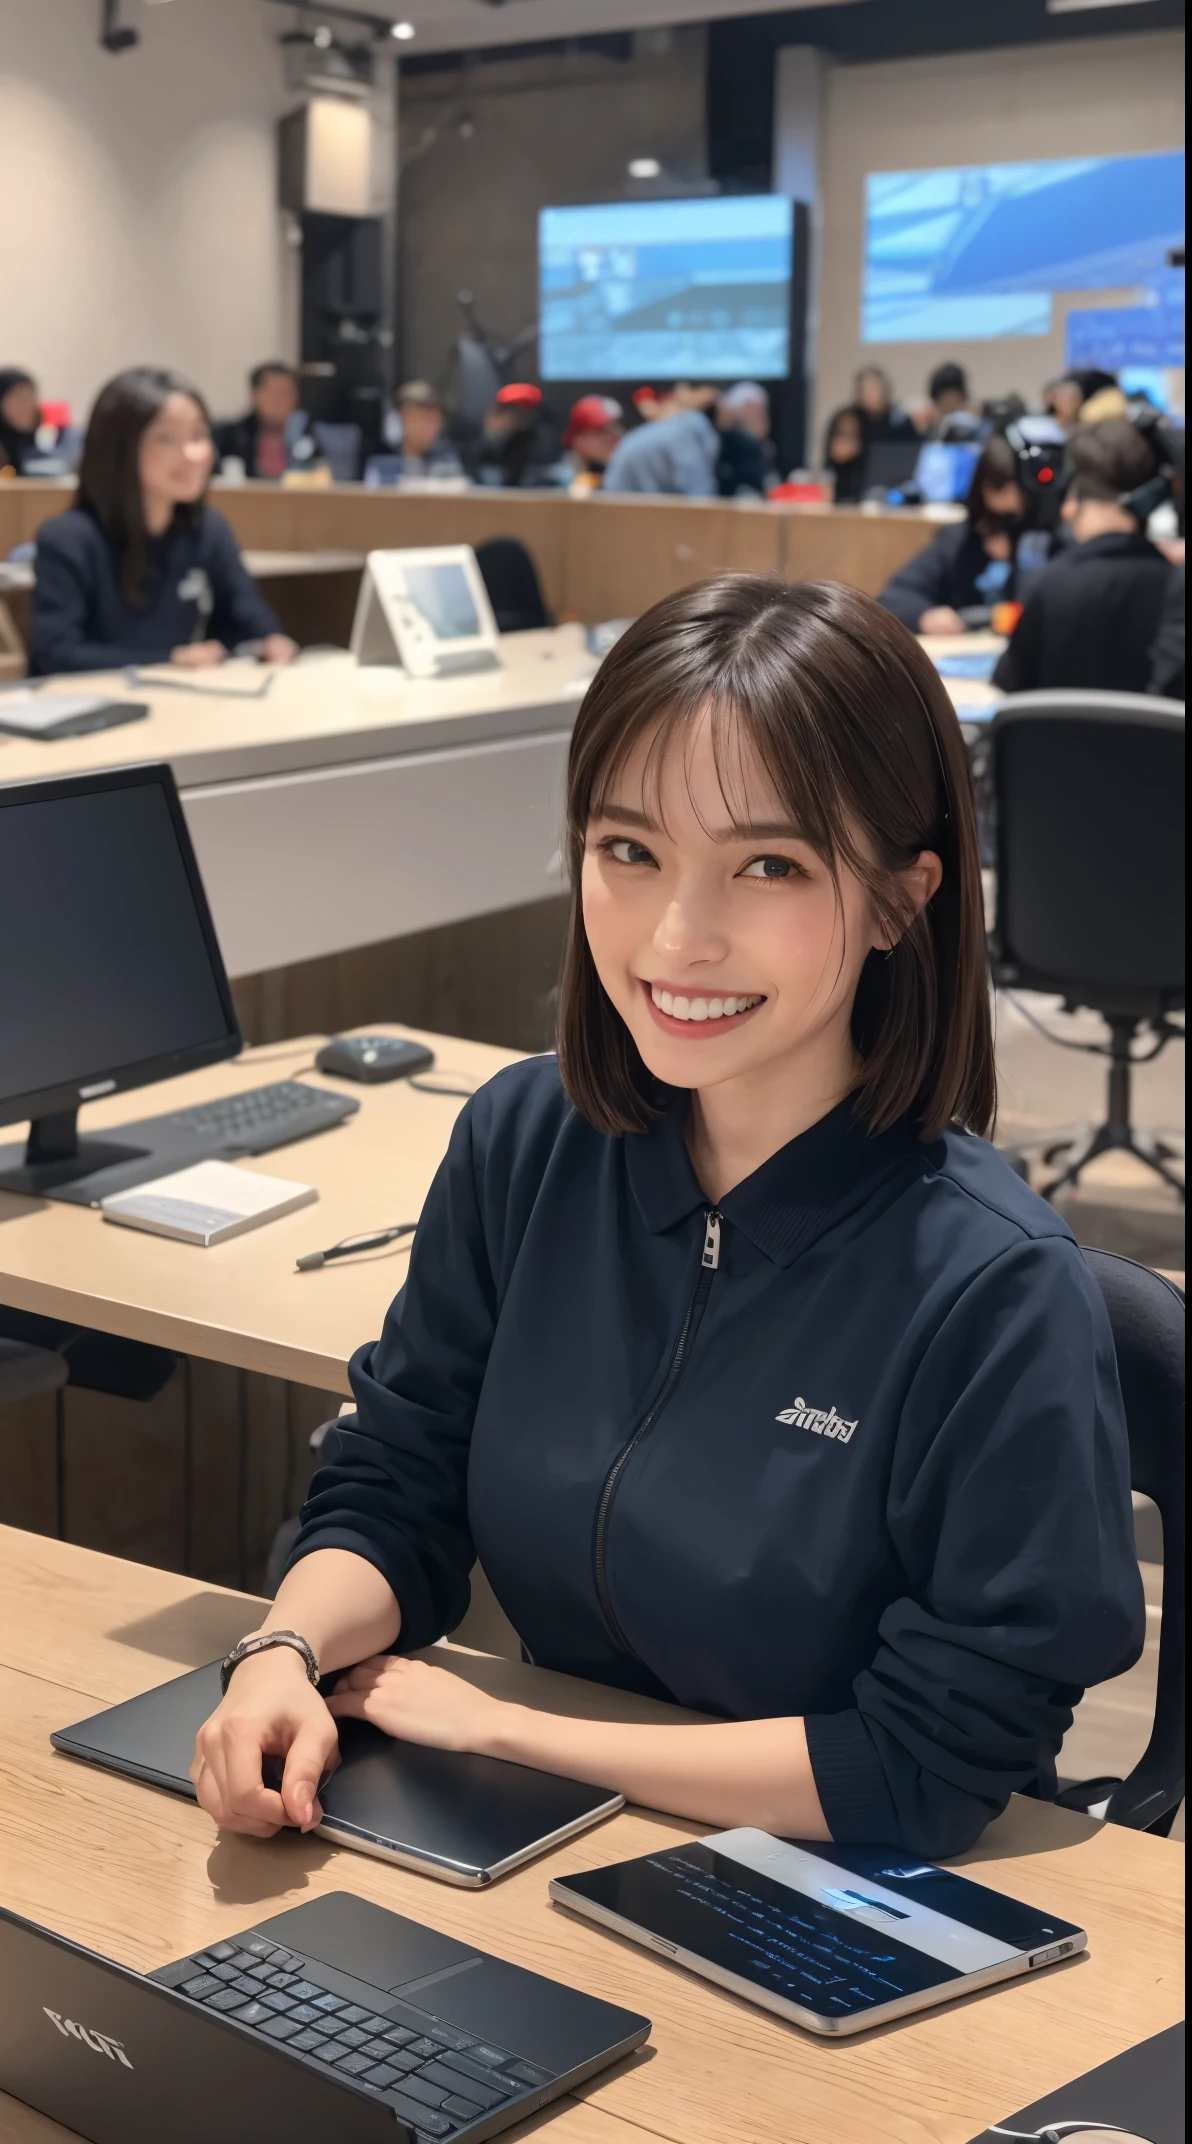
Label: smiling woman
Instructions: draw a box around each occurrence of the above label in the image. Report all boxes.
[29,366,296,675]
[192,572,1144,1866]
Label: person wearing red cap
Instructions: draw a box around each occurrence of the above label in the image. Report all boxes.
[561,394,623,491]
[469,382,552,487]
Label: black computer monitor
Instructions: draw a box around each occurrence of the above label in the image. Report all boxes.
[0,763,241,1195]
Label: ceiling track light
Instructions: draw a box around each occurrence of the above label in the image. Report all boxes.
[99,0,139,53]
[1046,1,1161,14]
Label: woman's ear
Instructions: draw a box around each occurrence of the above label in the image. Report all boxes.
[871,850,944,952]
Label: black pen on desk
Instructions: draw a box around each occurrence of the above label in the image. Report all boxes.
[296,1223,416,1271]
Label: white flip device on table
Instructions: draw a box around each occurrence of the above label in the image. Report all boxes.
[350,544,502,679]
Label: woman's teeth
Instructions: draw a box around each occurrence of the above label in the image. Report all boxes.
[650,985,764,1023]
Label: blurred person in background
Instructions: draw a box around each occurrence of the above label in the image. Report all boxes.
[993,416,1174,695]
[918,362,980,439]
[602,387,718,495]
[467,383,556,487]
[854,365,918,449]
[560,395,624,490]
[1044,369,1118,431]
[715,381,775,497]
[0,367,41,475]
[879,435,1038,635]
[822,404,867,504]
[214,361,314,479]
[366,381,463,483]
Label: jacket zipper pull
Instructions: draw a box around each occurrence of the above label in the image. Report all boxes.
[701,1210,722,1270]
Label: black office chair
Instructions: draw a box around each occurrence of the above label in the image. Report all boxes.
[475,538,552,633]
[988,691,1184,1201]
[1056,1251,1184,1835]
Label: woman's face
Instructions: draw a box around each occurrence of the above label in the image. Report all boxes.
[582,711,889,1100]
[1,380,38,433]
[981,478,1024,521]
[138,392,213,506]
[829,414,863,463]
[1051,380,1084,427]
[855,372,889,418]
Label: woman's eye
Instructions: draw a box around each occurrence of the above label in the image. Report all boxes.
[740,854,800,881]
[604,837,657,867]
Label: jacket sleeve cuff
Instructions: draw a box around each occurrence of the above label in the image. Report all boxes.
[284,1524,440,1656]
[805,1708,901,1843]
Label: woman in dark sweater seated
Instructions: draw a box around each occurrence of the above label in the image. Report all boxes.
[31,367,296,675]
[191,576,1142,1863]
[879,435,1037,635]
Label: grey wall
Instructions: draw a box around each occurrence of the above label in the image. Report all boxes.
[396,29,709,391]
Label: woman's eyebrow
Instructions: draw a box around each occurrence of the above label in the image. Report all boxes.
[592,803,660,830]
[717,818,806,843]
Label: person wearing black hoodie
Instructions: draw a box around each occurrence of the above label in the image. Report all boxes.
[0,367,40,474]
[993,417,1174,696]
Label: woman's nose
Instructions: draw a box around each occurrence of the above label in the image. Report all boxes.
[652,890,729,965]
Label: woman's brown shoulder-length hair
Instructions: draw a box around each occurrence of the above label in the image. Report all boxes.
[556,574,995,1142]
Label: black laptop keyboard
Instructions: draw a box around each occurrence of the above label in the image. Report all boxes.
[175,1934,553,2140]
[154,1080,357,1154]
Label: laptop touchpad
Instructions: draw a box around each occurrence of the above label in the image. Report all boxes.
[259,1891,479,1989]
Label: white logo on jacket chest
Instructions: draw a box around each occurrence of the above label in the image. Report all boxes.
[775,1396,858,1444]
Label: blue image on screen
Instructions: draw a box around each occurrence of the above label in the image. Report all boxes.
[1065,266,1185,374]
[862,151,1185,343]
[402,563,481,641]
[539,196,793,381]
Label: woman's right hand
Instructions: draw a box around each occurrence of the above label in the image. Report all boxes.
[171,639,226,668]
[191,1646,340,1837]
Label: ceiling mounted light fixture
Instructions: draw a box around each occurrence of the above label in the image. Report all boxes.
[312,23,334,47]
[390,18,416,37]
[628,157,662,179]
[1046,1,1160,13]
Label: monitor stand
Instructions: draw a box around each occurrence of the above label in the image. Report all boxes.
[0,1107,186,1205]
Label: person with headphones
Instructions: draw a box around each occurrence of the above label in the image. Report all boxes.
[993,416,1176,696]
[190,575,1142,1865]
[878,434,1039,634]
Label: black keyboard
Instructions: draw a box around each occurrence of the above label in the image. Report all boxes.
[173,1933,552,2140]
[153,1080,358,1156]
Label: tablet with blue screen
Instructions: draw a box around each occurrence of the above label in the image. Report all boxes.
[550,1829,1086,2035]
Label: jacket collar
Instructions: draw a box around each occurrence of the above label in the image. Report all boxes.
[624,1092,923,1269]
[1068,531,1159,564]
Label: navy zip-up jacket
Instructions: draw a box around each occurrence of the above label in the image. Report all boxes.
[30,505,281,674]
[289,1057,1144,1859]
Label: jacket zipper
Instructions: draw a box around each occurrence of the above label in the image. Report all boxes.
[591,1209,722,1661]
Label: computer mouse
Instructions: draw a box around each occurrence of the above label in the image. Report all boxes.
[315,1034,436,1083]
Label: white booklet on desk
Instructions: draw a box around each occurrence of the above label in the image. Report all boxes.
[101,1160,317,1246]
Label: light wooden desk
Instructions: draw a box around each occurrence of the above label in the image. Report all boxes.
[0,1527,1183,2144]
[0,634,591,976]
[0,1027,510,1395]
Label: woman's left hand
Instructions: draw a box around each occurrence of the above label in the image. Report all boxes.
[325,1655,512,1755]
[260,633,298,664]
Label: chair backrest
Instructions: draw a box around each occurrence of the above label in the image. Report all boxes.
[1081,1248,1184,1829]
[474,537,551,633]
[990,692,1184,1008]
